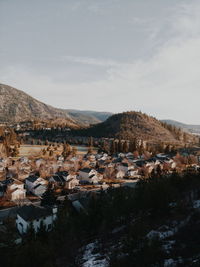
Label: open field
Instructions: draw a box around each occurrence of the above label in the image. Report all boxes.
[19,145,48,157]
[19,145,97,157]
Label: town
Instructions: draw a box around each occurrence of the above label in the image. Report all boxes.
[1,137,200,244]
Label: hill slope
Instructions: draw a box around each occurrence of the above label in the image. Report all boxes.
[0,83,111,126]
[66,110,112,125]
[162,120,200,135]
[0,84,77,124]
[73,111,196,144]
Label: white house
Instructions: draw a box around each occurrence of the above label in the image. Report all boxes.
[79,168,97,181]
[127,169,139,178]
[79,168,102,184]
[117,162,134,173]
[25,176,47,191]
[116,170,126,179]
[25,176,47,196]
[32,184,47,197]
[7,179,26,202]
[65,177,79,189]
[56,171,77,182]
[16,205,57,234]
[8,179,24,191]
[10,188,26,202]
[88,174,101,184]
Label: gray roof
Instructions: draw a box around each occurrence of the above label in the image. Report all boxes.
[33,183,46,190]
[52,175,65,183]
[26,176,38,183]
[79,168,92,173]
[17,205,52,221]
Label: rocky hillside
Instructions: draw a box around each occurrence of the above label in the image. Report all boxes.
[73,111,196,144]
[0,84,76,125]
[0,83,111,127]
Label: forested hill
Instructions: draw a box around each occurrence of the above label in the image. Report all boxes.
[72,111,197,144]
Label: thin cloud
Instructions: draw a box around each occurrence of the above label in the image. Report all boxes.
[1,0,200,123]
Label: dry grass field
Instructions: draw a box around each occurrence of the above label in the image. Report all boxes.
[18,145,97,157]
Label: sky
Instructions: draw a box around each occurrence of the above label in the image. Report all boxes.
[1,0,200,124]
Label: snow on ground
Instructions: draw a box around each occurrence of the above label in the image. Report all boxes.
[81,241,109,267]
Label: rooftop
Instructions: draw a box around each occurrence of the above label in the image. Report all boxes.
[17,205,52,221]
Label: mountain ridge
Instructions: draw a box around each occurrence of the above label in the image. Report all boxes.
[162,119,200,135]
[0,83,111,126]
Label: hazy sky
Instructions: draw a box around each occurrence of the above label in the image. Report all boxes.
[1,0,200,123]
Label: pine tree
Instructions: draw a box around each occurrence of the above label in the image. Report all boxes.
[41,185,57,207]
[110,140,117,155]
[118,139,123,153]
[62,143,71,159]
[72,146,77,156]
[123,141,129,153]
[88,136,93,147]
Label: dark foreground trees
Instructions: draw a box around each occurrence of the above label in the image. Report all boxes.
[2,172,200,266]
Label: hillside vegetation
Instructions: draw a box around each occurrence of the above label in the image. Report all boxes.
[72,111,197,144]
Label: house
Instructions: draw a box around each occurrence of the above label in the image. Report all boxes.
[7,179,26,202]
[127,169,140,178]
[88,174,101,184]
[35,159,45,168]
[87,154,96,162]
[56,171,77,182]
[20,157,29,164]
[9,188,26,202]
[49,175,66,186]
[18,170,30,180]
[117,162,135,173]
[63,161,74,169]
[65,177,79,189]
[79,168,102,184]
[58,155,64,162]
[25,176,47,196]
[32,184,47,197]
[16,205,57,234]
[79,168,97,181]
[7,179,24,191]
[98,159,106,167]
[25,176,38,191]
[0,178,14,187]
[89,161,96,168]
[97,168,106,179]
[116,170,126,179]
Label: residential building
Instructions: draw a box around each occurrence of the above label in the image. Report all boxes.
[16,205,57,234]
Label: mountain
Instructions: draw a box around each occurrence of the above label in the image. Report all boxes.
[162,120,200,135]
[66,110,112,125]
[0,83,78,126]
[0,83,111,127]
[73,111,196,144]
